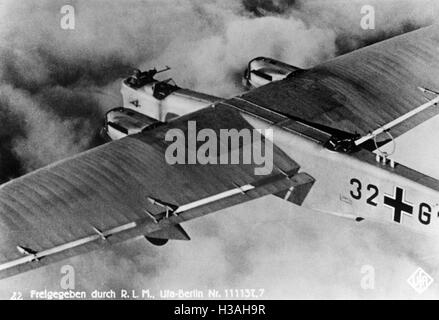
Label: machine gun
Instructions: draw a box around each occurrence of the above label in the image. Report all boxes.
[139,66,171,83]
[127,66,171,88]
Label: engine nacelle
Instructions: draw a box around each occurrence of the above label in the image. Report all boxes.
[101,107,162,141]
[243,57,303,89]
[102,68,224,141]
[121,68,221,122]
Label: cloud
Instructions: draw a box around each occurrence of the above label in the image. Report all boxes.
[149,15,336,96]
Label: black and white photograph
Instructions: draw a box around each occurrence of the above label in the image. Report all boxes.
[1,0,439,303]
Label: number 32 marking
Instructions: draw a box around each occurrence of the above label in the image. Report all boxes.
[350,178,379,206]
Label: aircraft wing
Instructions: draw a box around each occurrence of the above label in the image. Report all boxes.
[241,24,439,141]
[0,105,312,280]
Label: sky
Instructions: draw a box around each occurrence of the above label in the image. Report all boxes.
[1,0,439,299]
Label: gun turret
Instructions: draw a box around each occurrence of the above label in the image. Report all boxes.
[141,66,171,81]
[127,66,171,88]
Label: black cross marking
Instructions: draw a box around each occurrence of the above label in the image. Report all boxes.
[384,187,413,223]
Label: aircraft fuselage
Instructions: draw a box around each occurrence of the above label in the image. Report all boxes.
[244,114,439,238]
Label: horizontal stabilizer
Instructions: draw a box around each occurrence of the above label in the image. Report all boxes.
[145,224,190,241]
[274,172,315,205]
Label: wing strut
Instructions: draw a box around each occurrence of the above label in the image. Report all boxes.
[16,246,39,262]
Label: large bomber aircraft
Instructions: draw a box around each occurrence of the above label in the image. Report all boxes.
[1,24,439,280]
